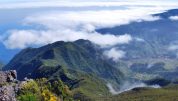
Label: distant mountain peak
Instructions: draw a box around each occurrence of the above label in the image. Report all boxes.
[153,9,178,19]
[74,39,91,44]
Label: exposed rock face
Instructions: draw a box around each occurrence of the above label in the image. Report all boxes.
[0,85,16,101]
[0,70,17,85]
[0,70,17,101]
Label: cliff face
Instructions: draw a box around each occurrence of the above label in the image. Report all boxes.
[0,70,17,101]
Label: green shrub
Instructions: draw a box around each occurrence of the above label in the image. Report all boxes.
[17,80,41,101]
[17,93,37,101]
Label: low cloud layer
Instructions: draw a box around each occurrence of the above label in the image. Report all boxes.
[1,0,178,49]
[169,44,178,51]
[104,48,126,61]
[169,16,178,21]
[3,30,132,49]
[3,8,162,49]
[107,81,160,95]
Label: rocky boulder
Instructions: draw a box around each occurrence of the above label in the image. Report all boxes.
[0,70,17,85]
[0,70,17,101]
[0,85,16,101]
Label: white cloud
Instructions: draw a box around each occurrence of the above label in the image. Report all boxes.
[107,81,160,95]
[104,48,125,62]
[168,44,178,50]
[3,7,161,49]
[2,0,178,49]
[168,43,178,58]
[107,83,119,95]
[3,29,132,49]
[24,9,161,29]
[169,16,178,21]
[135,37,145,42]
[3,30,49,49]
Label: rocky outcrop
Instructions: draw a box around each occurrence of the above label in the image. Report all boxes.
[0,70,17,85]
[0,85,16,101]
[0,70,17,101]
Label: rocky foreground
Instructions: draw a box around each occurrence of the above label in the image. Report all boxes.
[0,70,18,101]
[0,70,75,101]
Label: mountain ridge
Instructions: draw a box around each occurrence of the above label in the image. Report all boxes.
[3,39,124,86]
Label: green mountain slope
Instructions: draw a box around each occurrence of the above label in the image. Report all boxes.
[28,64,110,98]
[4,39,124,85]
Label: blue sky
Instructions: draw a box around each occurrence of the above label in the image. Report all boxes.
[0,0,178,63]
